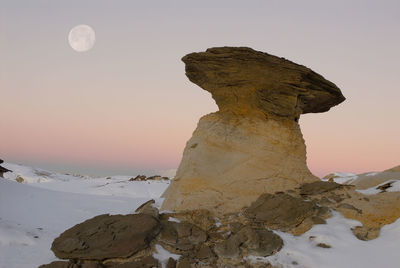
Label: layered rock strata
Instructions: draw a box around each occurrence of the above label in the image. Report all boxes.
[162,47,345,213]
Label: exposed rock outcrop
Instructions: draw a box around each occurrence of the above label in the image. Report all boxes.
[42,198,287,267]
[0,159,11,178]
[40,179,400,267]
[162,47,345,213]
[129,175,169,182]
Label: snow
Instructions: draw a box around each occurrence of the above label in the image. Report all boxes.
[388,181,400,192]
[214,218,222,227]
[153,244,181,268]
[0,163,170,268]
[322,172,358,184]
[168,217,181,223]
[264,211,400,268]
[2,163,169,199]
[1,162,399,268]
[356,180,400,195]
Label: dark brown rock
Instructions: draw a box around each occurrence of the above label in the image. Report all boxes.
[176,258,192,268]
[182,47,345,120]
[51,214,160,260]
[166,257,177,268]
[214,226,283,258]
[229,222,243,234]
[0,159,11,178]
[81,263,104,268]
[244,192,316,231]
[158,221,207,252]
[377,181,395,192]
[129,175,146,181]
[38,261,72,268]
[299,181,342,196]
[105,256,159,268]
[316,243,331,249]
[147,175,169,181]
[195,244,214,260]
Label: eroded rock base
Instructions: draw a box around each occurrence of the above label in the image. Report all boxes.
[162,113,318,214]
[40,181,400,268]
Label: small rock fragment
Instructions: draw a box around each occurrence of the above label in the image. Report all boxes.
[316,243,331,248]
[15,175,25,183]
[166,257,177,268]
[337,203,362,214]
[352,226,380,241]
[129,175,147,181]
[135,199,159,218]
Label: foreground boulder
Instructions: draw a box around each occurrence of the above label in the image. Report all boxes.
[51,214,160,260]
[162,47,345,213]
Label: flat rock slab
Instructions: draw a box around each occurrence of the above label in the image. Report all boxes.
[244,192,319,231]
[52,214,160,260]
[299,181,342,195]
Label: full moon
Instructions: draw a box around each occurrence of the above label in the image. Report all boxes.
[68,24,96,52]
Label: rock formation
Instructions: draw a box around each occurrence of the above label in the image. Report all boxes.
[0,159,11,178]
[162,47,345,213]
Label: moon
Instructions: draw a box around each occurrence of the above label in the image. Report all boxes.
[68,25,96,52]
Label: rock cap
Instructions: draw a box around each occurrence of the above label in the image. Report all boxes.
[182,47,345,120]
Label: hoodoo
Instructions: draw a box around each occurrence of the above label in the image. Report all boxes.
[162,47,345,214]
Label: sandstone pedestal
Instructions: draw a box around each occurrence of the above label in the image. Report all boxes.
[162,47,345,214]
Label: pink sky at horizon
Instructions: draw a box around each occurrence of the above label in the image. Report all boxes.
[1,0,399,177]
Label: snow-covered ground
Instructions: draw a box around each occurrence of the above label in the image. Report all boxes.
[0,163,399,268]
[0,163,171,268]
[264,212,400,268]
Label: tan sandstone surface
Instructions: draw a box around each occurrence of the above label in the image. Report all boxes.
[351,165,400,189]
[162,47,345,213]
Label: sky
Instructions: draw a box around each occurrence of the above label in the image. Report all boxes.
[1,0,399,177]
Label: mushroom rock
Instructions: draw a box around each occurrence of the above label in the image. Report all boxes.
[162,47,345,214]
